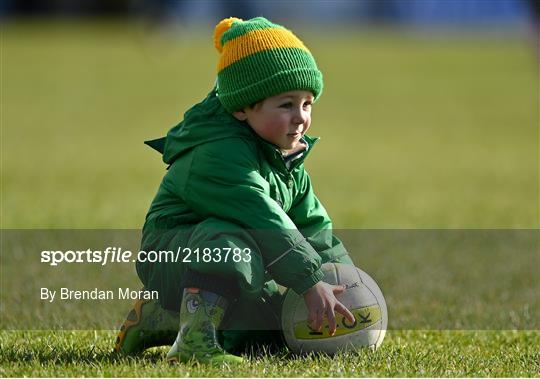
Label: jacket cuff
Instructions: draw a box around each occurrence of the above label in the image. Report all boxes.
[291,268,325,295]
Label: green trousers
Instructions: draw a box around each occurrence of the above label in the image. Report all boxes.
[136,217,286,353]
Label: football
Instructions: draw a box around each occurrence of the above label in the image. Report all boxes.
[281,262,388,354]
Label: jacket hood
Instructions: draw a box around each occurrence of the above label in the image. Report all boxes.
[145,87,253,164]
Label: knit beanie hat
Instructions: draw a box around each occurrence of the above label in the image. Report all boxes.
[213,17,323,113]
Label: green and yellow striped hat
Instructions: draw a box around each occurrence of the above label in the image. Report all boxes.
[213,16,323,113]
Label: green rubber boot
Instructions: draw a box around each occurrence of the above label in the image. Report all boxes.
[114,292,178,355]
[166,288,244,365]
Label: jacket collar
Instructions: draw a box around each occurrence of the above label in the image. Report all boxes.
[253,132,319,173]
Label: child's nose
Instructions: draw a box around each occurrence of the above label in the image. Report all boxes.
[292,109,308,124]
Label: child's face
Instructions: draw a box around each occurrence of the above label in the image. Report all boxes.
[233,90,314,153]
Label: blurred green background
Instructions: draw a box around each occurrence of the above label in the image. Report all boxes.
[1,7,539,376]
[3,19,538,228]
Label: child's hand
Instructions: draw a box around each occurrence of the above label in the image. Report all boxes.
[302,281,355,336]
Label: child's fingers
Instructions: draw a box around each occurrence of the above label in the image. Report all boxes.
[335,301,355,323]
[308,309,323,331]
[332,284,346,294]
[307,313,316,330]
[326,307,337,336]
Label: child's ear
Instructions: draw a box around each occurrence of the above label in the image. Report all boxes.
[232,109,248,121]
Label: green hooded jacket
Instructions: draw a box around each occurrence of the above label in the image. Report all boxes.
[141,88,351,296]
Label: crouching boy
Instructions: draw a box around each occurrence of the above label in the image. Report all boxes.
[115,16,355,364]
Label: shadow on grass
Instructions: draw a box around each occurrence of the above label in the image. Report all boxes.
[2,346,167,365]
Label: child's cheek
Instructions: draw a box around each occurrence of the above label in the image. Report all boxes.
[304,119,312,133]
[263,119,281,134]
[268,115,287,129]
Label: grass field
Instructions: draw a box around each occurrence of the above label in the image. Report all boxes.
[1,331,539,377]
[1,19,539,376]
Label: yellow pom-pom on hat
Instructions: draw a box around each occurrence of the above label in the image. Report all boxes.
[214,17,243,53]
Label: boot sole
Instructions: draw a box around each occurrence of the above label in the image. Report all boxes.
[167,349,244,365]
[167,355,244,365]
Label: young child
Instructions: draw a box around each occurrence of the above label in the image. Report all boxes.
[115,16,355,364]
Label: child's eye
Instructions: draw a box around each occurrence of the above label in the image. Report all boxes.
[279,102,293,108]
[303,102,312,109]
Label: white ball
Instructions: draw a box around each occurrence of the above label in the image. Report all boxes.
[281,262,388,354]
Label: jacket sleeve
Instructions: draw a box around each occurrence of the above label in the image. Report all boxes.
[287,168,354,266]
[171,138,323,294]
